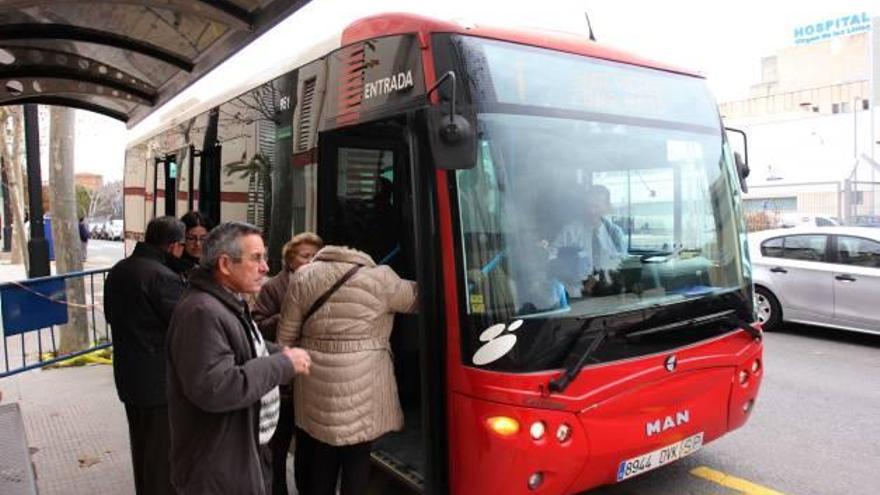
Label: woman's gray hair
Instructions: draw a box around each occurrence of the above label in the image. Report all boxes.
[201,221,262,270]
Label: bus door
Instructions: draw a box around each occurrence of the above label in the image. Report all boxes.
[152,152,179,218]
[317,119,427,489]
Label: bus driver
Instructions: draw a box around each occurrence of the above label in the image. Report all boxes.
[548,184,625,298]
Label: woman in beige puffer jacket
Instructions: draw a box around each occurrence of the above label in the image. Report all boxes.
[276,245,417,495]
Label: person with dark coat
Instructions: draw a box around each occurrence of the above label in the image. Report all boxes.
[167,222,312,495]
[252,231,322,495]
[104,215,187,495]
[78,217,90,261]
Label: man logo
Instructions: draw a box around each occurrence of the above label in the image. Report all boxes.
[646,410,690,437]
[665,355,677,372]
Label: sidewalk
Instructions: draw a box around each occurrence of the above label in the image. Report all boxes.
[4,365,304,495]
[3,365,133,494]
[0,241,132,494]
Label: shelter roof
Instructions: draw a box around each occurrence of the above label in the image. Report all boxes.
[0,0,310,126]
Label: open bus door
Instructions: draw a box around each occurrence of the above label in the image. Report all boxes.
[316,116,447,493]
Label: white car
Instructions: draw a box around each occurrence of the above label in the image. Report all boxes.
[106,219,123,241]
[748,226,880,334]
[779,213,839,228]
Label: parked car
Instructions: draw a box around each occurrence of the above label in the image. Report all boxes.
[748,226,880,334]
[90,223,106,239]
[849,215,880,228]
[106,219,123,241]
[779,213,839,228]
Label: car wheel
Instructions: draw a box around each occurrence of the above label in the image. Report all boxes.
[754,286,781,331]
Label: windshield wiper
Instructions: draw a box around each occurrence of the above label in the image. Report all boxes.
[624,310,761,341]
[548,321,614,394]
[624,310,734,338]
[547,309,760,394]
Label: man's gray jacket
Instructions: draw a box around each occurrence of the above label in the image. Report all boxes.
[167,268,295,494]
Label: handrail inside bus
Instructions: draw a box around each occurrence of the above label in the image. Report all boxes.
[378,245,401,265]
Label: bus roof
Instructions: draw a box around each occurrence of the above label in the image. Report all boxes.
[128,12,703,146]
[343,13,703,79]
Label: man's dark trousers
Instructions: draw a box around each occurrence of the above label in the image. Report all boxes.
[124,404,173,495]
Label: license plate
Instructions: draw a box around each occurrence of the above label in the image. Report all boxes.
[616,432,704,482]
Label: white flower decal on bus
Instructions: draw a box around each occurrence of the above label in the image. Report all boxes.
[472,319,523,366]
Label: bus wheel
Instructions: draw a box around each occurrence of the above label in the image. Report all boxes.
[754,286,781,331]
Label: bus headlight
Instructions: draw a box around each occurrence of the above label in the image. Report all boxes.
[738,369,749,385]
[751,358,761,374]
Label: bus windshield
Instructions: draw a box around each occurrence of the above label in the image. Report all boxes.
[452,36,750,371]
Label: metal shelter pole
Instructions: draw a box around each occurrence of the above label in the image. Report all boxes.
[1,156,11,252]
[24,104,50,278]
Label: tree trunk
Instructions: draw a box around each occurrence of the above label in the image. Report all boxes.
[1,108,29,269]
[49,106,89,353]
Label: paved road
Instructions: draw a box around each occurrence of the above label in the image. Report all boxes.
[84,239,124,269]
[585,323,880,495]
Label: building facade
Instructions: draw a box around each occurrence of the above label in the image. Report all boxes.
[74,173,103,191]
[720,13,880,228]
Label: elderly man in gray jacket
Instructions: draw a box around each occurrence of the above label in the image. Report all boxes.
[167,222,311,495]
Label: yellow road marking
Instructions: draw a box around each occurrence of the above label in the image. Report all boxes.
[690,466,787,495]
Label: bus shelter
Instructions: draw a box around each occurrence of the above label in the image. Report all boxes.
[0,0,312,276]
[0,3,312,491]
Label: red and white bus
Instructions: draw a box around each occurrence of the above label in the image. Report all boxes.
[124,12,763,494]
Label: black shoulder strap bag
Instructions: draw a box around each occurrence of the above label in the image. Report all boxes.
[301,264,362,327]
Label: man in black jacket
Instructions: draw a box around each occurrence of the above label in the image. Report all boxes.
[105,216,186,494]
[167,222,311,495]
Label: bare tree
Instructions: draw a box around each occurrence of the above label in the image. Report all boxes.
[76,180,121,220]
[0,107,30,270]
[103,180,123,218]
[48,106,89,353]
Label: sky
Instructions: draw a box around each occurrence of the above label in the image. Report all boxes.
[81,0,877,182]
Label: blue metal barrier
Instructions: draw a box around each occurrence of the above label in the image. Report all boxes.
[0,268,112,378]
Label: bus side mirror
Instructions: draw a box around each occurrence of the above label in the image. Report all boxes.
[425,105,476,170]
[425,71,476,170]
[735,151,749,193]
[725,126,749,193]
